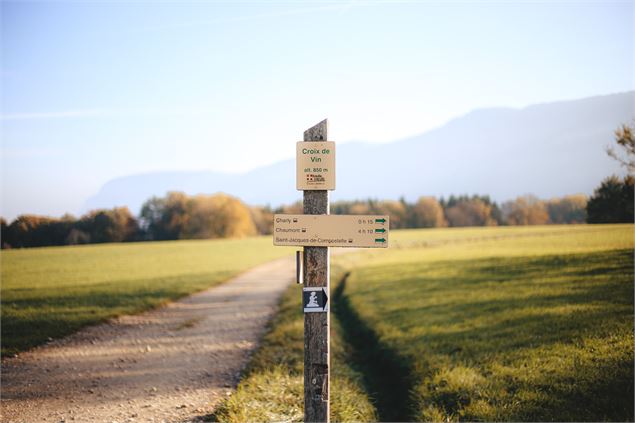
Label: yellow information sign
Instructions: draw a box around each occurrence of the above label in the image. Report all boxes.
[296,141,336,190]
[273,214,389,248]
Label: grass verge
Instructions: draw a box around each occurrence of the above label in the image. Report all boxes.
[212,282,378,422]
[1,237,294,356]
[334,224,634,421]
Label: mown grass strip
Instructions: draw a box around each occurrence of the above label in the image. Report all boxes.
[332,272,415,422]
[335,224,634,422]
[1,237,295,355]
[212,282,378,423]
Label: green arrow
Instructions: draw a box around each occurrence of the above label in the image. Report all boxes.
[375,218,386,224]
[375,228,386,233]
[375,238,386,243]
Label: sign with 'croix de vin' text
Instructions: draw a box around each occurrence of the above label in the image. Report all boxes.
[296,141,336,190]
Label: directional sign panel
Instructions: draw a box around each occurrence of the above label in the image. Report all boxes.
[296,141,336,190]
[303,287,328,313]
[273,214,389,248]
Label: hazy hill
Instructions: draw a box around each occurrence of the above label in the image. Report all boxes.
[85,92,633,213]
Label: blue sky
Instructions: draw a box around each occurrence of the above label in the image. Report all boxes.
[1,0,633,220]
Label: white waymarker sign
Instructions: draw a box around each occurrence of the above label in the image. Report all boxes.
[303,287,328,313]
[296,141,336,190]
[273,214,389,248]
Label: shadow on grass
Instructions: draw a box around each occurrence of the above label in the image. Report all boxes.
[510,354,634,422]
[358,250,633,352]
[333,273,416,422]
[345,248,634,421]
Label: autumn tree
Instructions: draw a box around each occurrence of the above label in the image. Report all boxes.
[445,197,497,227]
[546,195,587,224]
[331,199,378,216]
[181,193,256,239]
[5,215,33,247]
[249,206,273,235]
[140,192,189,240]
[349,202,371,215]
[607,122,635,174]
[7,215,57,247]
[331,200,372,215]
[374,200,407,229]
[501,195,549,225]
[3,214,77,247]
[80,207,138,243]
[411,196,447,228]
[333,199,410,227]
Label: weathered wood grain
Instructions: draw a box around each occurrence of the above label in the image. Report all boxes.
[303,118,330,423]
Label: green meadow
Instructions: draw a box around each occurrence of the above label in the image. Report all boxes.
[216,224,634,422]
[2,224,632,421]
[1,237,293,355]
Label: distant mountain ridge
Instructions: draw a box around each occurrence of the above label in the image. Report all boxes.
[84,92,634,214]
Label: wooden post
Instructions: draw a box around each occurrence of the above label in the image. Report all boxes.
[303,119,330,422]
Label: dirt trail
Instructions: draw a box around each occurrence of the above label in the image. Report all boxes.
[1,256,294,423]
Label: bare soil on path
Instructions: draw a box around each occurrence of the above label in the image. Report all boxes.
[1,256,294,423]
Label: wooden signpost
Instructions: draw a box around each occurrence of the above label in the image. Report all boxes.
[274,119,388,422]
[301,120,330,423]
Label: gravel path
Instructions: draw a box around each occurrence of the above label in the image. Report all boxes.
[1,256,294,423]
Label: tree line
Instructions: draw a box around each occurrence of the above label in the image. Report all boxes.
[1,187,630,249]
[1,207,141,249]
[0,193,258,249]
[2,123,633,249]
[327,193,589,229]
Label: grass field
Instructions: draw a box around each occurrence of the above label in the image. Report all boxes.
[337,224,634,421]
[3,224,632,421]
[215,224,634,422]
[1,237,294,355]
